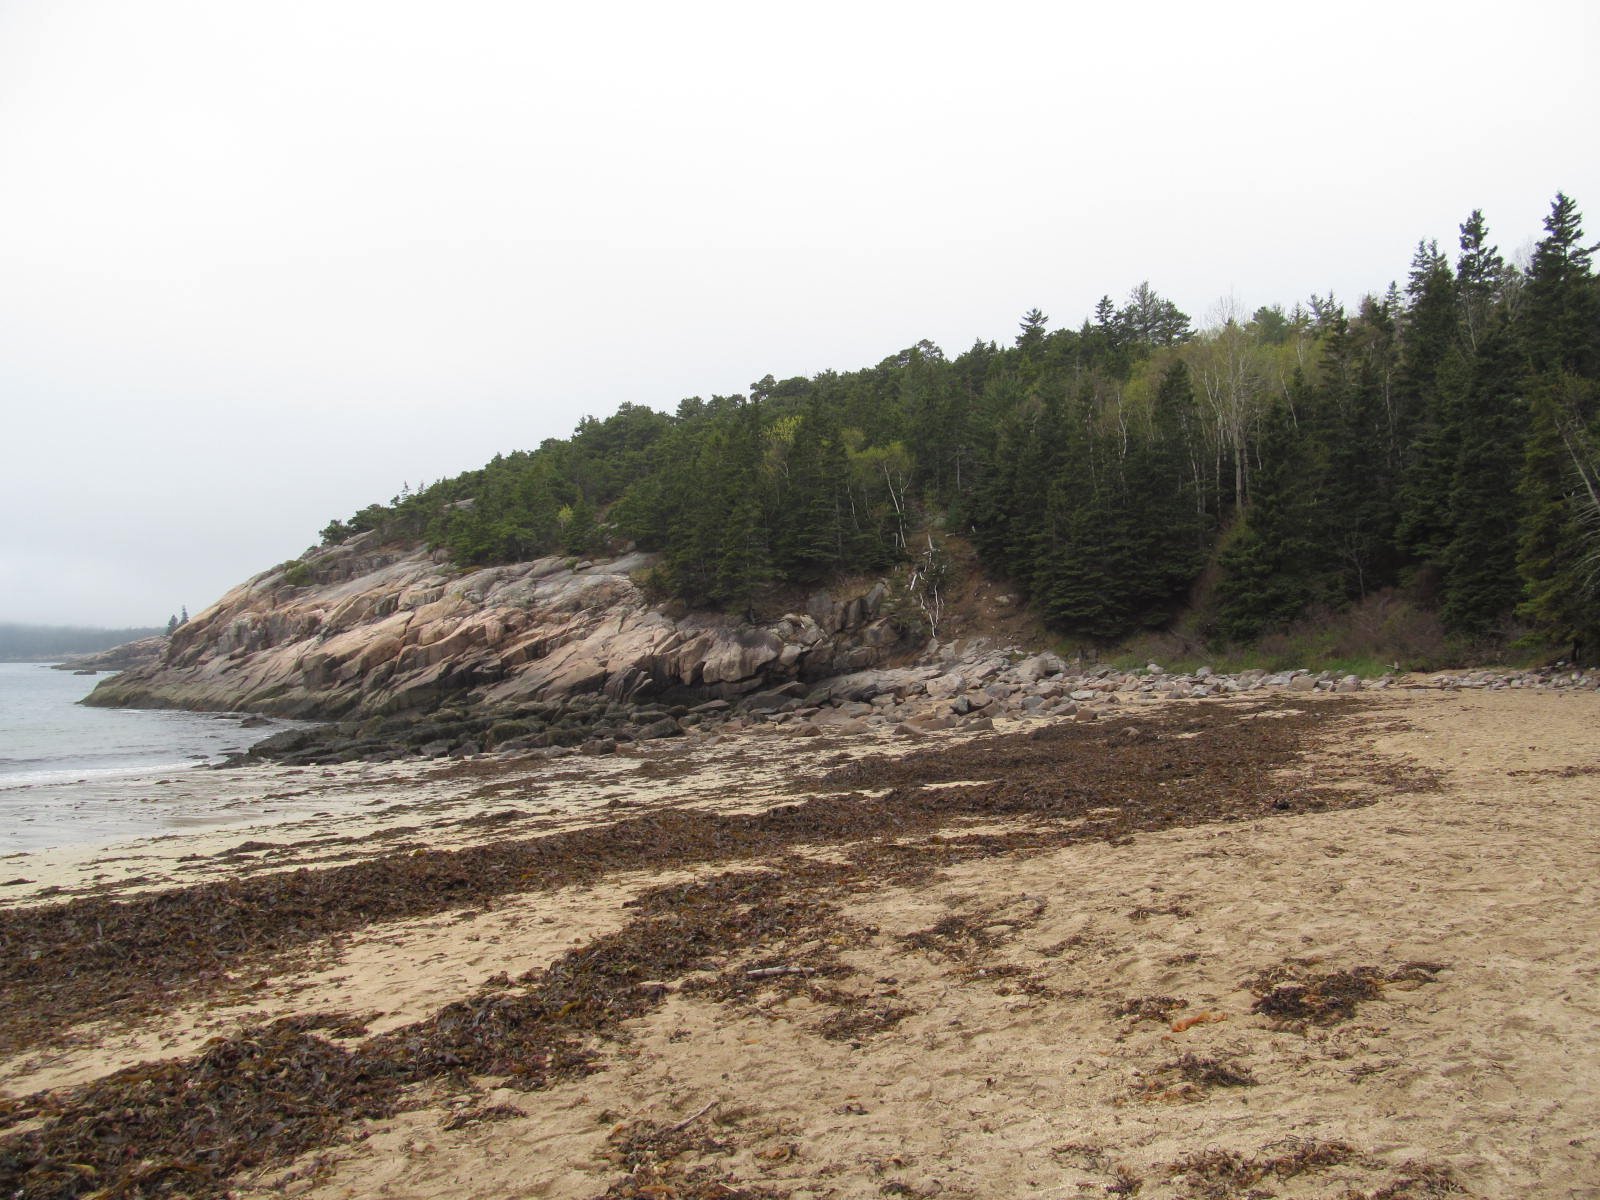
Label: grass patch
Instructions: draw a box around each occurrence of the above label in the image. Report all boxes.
[1103,588,1550,675]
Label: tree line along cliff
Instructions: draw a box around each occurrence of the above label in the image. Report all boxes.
[317,195,1600,661]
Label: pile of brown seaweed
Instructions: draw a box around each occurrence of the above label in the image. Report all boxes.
[0,1016,402,1199]
[1166,1138,1355,1197]
[1,863,854,1199]
[597,1111,789,1200]
[1249,961,1447,1026]
[1114,994,1189,1024]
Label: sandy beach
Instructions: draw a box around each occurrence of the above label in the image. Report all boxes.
[3,687,1598,1199]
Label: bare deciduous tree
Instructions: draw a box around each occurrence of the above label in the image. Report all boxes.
[906,534,952,640]
[1182,297,1272,509]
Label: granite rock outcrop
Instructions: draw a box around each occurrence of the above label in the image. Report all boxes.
[86,533,909,718]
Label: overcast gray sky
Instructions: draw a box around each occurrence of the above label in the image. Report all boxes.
[2,0,1595,627]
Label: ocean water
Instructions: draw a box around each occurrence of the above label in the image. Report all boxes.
[0,662,309,853]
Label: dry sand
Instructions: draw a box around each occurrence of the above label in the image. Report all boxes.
[2,689,1598,1199]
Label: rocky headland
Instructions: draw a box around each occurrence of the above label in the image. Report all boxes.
[83,532,912,743]
[82,530,1600,768]
[51,635,168,675]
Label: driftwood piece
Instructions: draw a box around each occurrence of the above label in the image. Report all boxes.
[669,1099,720,1132]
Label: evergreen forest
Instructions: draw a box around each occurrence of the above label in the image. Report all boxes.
[321,195,1600,662]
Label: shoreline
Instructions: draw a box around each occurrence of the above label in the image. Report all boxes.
[0,658,318,857]
[2,689,1599,1198]
[7,658,1594,870]
[0,728,325,859]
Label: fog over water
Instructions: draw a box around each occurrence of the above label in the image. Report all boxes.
[1,1,1595,626]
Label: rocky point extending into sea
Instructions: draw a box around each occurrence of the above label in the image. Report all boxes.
[81,531,1600,768]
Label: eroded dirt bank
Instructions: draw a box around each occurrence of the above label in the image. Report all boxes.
[2,690,1598,1199]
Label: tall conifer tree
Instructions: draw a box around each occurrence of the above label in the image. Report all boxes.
[1441,329,1525,639]
[1214,395,1323,641]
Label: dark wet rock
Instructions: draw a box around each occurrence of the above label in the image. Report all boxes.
[635,717,683,741]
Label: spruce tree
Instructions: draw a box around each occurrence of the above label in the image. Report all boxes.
[1440,328,1526,640]
[1120,363,1208,626]
[1213,395,1322,641]
[1512,194,1600,656]
[560,497,600,557]
[1319,298,1405,600]
[658,404,772,608]
[1517,379,1600,659]
[1455,209,1504,356]
[1395,347,1472,573]
[1015,309,1048,353]
[1524,193,1599,376]
[1034,477,1122,637]
[771,406,854,582]
[714,492,773,618]
[1395,241,1466,568]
